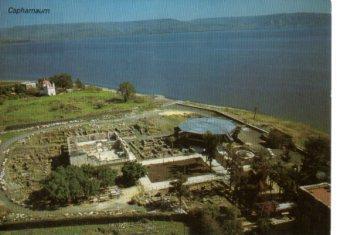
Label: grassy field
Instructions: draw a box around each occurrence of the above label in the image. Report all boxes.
[220,106,329,147]
[1,221,189,235]
[0,90,158,130]
[0,86,329,147]
[0,130,27,143]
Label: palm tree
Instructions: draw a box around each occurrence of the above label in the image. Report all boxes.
[225,145,243,196]
[227,158,241,191]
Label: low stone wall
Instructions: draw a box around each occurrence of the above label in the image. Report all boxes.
[68,131,135,166]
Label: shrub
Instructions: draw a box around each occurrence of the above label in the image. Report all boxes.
[117,82,135,102]
[93,101,105,109]
[13,84,26,94]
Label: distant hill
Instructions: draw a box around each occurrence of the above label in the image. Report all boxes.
[0,13,330,42]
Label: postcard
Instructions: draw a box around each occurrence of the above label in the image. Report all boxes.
[0,1,331,234]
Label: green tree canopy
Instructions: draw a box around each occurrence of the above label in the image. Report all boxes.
[188,206,243,235]
[117,82,136,102]
[44,167,71,203]
[301,136,330,184]
[121,161,147,186]
[48,73,73,89]
[43,165,117,205]
[265,128,294,149]
[97,165,118,187]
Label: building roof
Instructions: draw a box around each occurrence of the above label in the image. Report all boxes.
[300,182,330,208]
[178,117,237,136]
[41,79,54,88]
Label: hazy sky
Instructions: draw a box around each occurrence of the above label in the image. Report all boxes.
[0,0,331,28]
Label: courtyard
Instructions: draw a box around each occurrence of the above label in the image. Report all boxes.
[146,157,211,182]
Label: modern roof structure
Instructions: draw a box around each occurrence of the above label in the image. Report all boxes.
[299,182,330,208]
[178,117,237,136]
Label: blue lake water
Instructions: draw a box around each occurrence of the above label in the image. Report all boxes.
[0,27,330,131]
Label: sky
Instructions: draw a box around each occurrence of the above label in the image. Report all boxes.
[0,0,331,28]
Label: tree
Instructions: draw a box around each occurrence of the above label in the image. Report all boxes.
[270,163,299,200]
[170,173,188,210]
[121,162,147,186]
[43,166,71,203]
[117,82,135,102]
[265,128,294,149]
[49,73,73,89]
[233,173,259,209]
[188,206,243,235]
[43,165,110,205]
[82,178,101,197]
[202,131,220,171]
[68,177,84,202]
[188,207,223,235]
[97,166,117,187]
[225,144,242,191]
[251,150,271,191]
[301,136,330,184]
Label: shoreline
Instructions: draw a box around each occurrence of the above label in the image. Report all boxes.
[0,79,329,137]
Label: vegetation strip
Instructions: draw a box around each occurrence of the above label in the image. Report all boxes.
[0,213,187,231]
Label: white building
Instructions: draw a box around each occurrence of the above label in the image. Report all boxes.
[39,79,56,96]
[21,81,36,89]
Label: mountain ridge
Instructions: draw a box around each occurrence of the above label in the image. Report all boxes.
[0,13,330,42]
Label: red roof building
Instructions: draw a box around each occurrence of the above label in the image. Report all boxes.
[298,182,330,234]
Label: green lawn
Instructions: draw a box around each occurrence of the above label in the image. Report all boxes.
[0,90,157,130]
[219,106,329,147]
[2,221,189,235]
[0,130,27,143]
